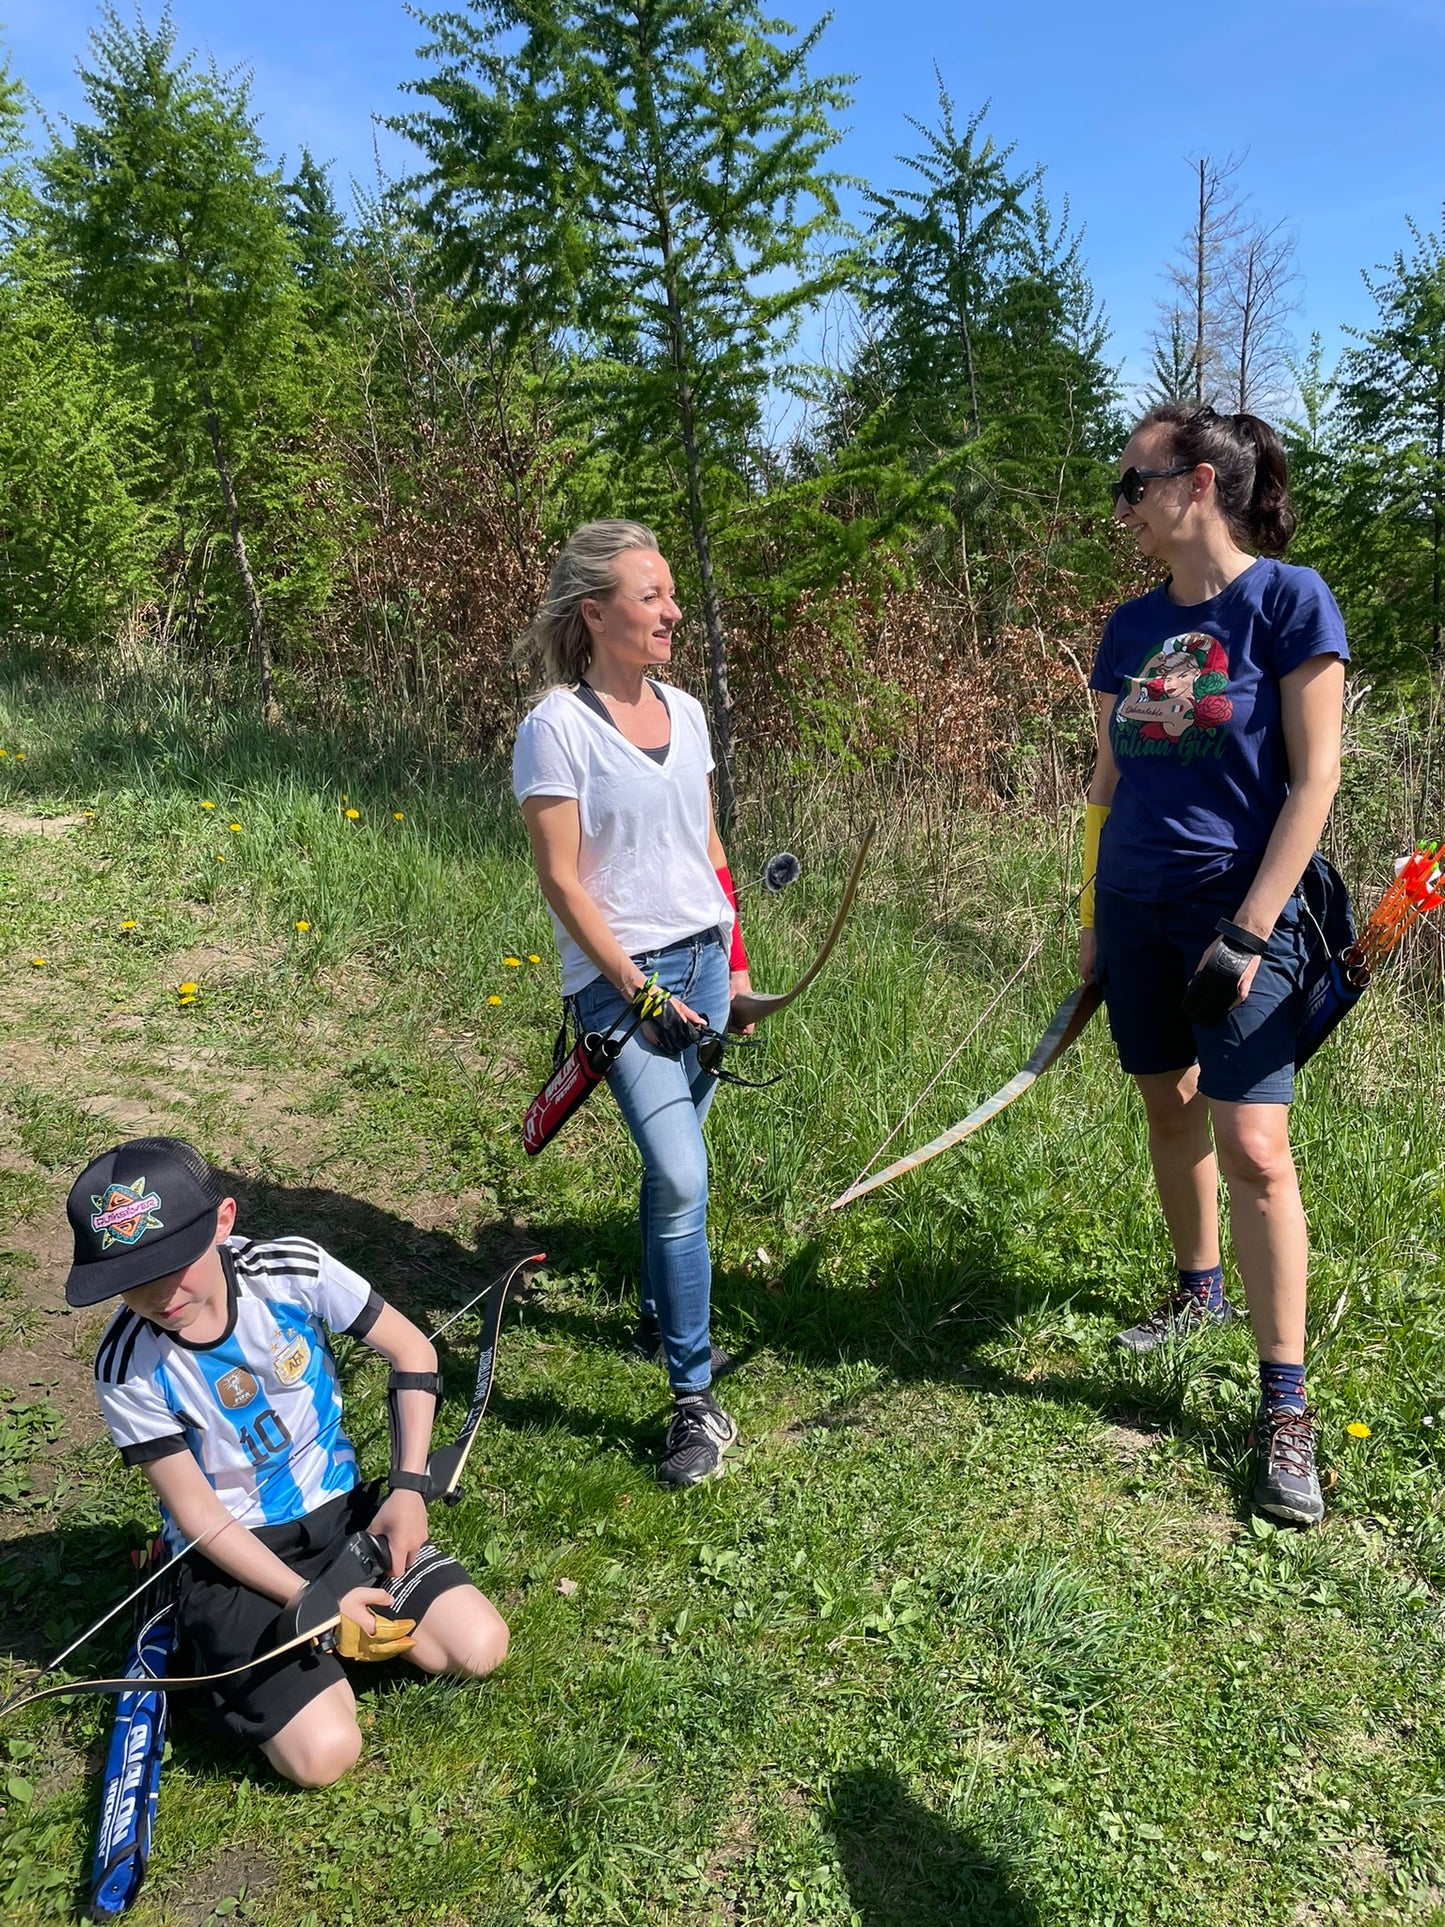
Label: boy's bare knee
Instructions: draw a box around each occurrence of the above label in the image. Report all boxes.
[262,1701,363,1788]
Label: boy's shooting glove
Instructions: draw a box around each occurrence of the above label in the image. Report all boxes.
[335,1610,416,1662]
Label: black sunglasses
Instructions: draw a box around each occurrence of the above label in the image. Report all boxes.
[1111,463,1196,507]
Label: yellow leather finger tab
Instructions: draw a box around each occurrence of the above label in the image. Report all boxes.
[336,1612,417,1662]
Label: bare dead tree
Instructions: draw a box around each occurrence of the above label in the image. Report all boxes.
[1148,153,1246,407]
[1219,217,1300,414]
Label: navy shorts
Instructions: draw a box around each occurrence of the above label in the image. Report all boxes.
[1093,878,1312,1104]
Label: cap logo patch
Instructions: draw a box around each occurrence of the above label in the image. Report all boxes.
[90,1178,164,1250]
[216,1367,260,1410]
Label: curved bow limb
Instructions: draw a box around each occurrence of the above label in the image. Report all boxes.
[1,1616,341,1719]
[829,981,1103,1211]
[727,822,876,1030]
[427,1250,543,1503]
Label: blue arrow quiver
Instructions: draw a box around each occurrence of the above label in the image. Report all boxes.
[87,1590,175,1920]
[1296,851,1365,1069]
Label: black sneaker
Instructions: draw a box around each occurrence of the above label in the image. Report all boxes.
[627,1316,733,1379]
[658,1392,738,1487]
[1111,1289,1239,1354]
[1251,1402,1325,1525]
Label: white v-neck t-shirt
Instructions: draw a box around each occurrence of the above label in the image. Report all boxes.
[512,682,733,994]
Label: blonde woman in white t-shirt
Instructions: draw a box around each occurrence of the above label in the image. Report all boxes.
[513,520,753,1487]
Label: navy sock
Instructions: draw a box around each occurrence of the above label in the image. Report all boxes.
[1259,1360,1307,1412]
[1178,1264,1225,1313]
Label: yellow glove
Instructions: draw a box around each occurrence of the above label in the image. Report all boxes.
[336,1611,417,1662]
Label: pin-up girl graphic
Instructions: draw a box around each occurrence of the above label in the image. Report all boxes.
[1116,631,1233,743]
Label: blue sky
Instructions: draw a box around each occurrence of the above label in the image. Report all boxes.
[4,0,1444,401]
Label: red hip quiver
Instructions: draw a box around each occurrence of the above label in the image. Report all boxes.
[522,1031,618,1155]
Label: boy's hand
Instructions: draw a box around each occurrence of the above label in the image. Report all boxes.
[334,1584,396,1640]
[369,1490,430,1576]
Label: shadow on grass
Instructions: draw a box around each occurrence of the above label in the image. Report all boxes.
[828,1765,1041,1927]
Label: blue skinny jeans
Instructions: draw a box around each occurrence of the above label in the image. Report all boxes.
[570,928,730,1396]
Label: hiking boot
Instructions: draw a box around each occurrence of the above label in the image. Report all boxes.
[628,1316,732,1379]
[1251,1402,1325,1525]
[1111,1289,1239,1354]
[658,1392,738,1487]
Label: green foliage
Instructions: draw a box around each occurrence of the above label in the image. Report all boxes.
[37,6,344,681]
[838,89,1120,627]
[0,272,158,640]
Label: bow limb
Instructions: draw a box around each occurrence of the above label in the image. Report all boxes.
[1,1616,341,1720]
[829,982,1103,1211]
[727,823,876,1030]
[427,1252,541,1503]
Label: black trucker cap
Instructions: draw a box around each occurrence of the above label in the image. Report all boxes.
[66,1137,225,1306]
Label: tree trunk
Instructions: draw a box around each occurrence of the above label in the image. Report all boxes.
[184,292,278,723]
[1194,158,1207,406]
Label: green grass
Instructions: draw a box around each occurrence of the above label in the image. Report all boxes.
[2,667,1445,1925]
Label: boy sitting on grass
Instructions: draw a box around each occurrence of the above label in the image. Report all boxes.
[67,1136,508,1786]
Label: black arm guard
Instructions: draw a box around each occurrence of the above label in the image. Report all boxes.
[272,1530,390,1649]
[386,1369,442,1500]
[1181,937,1253,1026]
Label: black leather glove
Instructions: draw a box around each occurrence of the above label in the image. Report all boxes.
[1180,938,1253,1026]
[647,996,706,1055]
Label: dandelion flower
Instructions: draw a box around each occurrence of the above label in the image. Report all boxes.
[30,957,44,967]
[120,920,137,931]
[228,822,242,833]
[178,981,198,996]
[1346,1421,1371,1440]
[393,811,405,821]
[504,956,521,967]
[295,920,311,932]
[215,853,226,863]
[345,808,360,821]
[201,799,216,810]
[527,954,541,964]
[487,994,502,1006]
[178,994,197,1007]
[0,749,8,759]
[14,753,24,762]
[341,793,348,802]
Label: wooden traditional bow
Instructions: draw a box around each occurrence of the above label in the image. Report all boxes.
[727,823,876,1030]
[829,982,1103,1210]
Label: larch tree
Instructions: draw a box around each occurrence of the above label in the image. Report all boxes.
[397,0,851,823]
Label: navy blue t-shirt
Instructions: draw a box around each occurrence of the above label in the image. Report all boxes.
[1088,559,1348,901]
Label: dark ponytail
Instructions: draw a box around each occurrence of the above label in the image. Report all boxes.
[1136,403,1297,554]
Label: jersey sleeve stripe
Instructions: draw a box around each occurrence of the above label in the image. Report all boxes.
[233,1259,322,1280]
[95,1309,138,1383]
[113,1318,147,1386]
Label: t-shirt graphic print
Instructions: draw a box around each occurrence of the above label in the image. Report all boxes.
[1114,631,1234,753]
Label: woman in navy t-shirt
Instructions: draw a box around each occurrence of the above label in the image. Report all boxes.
[1079,404,1348,1526]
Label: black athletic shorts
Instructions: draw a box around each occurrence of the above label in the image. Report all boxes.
[177,1481,473,1744]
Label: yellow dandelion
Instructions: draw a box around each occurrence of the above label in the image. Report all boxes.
[178,981,198,995]
[528,954,541,964]
[295,920,311,933]
[0,749,8,758]
[393,811,405,821]
[1346,1421,1371,1440]
[215,853,226,863]
[504,956,522,967]
[30,957,45,968]
[345,808,360,821]
[228,822,242,833]
[201,799,216,810]
[14,753,24,762]
[487,994,502,1006]
[178,994,197,1007]
[341,792,348,802]
[120,920,137,931]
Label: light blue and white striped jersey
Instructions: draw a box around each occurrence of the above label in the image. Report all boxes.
[94,1236,383,1553]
